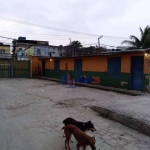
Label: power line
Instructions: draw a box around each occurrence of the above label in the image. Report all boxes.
[0,30,95,37]
[82,43,117,47]
[0,16,130,39]
[0,30,130,40]
[104,37,123,43]
[0,35,118,48]
[0,16,100,37]
[0,34,96,40]
[0,35,13,40]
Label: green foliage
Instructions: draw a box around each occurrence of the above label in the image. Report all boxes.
[71,40,83,49]
[121,25,150,49]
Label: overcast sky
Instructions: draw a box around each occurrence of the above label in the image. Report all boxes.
[0,0,150,48]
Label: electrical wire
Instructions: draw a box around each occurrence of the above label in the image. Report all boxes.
[0,16,100,36]
[0,35,13,40]
[0,16,130,39]
[82,43,117,47]
[0,30,95,37]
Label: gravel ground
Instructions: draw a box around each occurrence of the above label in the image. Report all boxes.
[0,78,150,150]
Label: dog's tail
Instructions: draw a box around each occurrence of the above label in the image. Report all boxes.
[61,126,65,130]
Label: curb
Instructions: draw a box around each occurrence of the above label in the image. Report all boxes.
[90,106,150,137]
[36,76,143,96]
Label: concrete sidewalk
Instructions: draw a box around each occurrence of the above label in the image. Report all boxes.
[37,76,150,137]
[90,96,150,137]
[36,76,144,96]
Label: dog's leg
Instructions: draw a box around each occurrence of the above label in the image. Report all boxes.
[83,145,86,150]
[65,139,68,149]
[77,143,80,150]
[65,138,71,150]
[65,133,71,150]
[70,135,74,143]
[67,140,71,150]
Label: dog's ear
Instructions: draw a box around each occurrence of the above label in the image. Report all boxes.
[87,121,91,123]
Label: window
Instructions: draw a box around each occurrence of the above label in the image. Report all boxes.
[0,49,5,54]
[37,49,41,55]
[107,57,121,78]
[48,52,51,56]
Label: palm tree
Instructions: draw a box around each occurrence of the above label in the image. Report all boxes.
[71,40,82,49]
[121,25,150,49]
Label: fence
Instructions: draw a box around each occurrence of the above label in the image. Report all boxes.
[0,60,30,78]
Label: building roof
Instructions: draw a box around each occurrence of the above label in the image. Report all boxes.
[145,48,150,53]
[0,43,11,47]
[38,49,146,60]
[16,40,49,46]
[101,49,145,55]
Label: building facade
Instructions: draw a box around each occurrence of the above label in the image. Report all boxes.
[0,43,10,54]
[38,49,150,92]
[17,48,26,60]
[0,43,12,59]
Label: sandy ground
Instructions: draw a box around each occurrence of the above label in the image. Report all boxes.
[0,78,150,150]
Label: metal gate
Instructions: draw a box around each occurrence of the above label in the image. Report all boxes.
[0,60,11,78]
[0,60,30,78]
[131,56,144,91]
[74,59,82,77]
[54,60,60,74]
[13,61,30,78]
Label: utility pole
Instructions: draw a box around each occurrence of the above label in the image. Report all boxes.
[12,39,16,60]
[69,38,71,44]
[10,39,16,78]
[98,36,103,48]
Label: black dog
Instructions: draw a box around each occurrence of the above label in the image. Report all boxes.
[62,117,96,132]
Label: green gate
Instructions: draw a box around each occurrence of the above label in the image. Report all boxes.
[0,60,11,78]
[13,61,30,78]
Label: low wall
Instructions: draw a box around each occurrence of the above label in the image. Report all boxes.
[90,106,150,137]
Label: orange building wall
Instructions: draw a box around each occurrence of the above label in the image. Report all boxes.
[120,52,148,74]
[45,59,54,69]
[44,52,149,74]
[60,58,74,70]
[82,57,107,72]
[106,53,147,74]
[29,56,42,74]
[144,54,150,74]
[121,55,131,73]
[106,55,131,73]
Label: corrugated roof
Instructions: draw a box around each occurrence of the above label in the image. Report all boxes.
[38,49,147,60]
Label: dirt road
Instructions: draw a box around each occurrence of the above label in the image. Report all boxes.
[0,79,150,150]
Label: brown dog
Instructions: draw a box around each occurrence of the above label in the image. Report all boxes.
[62,124,96,150]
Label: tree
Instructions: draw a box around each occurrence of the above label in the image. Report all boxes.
[121,25,150,49]
[71,40,82,49]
